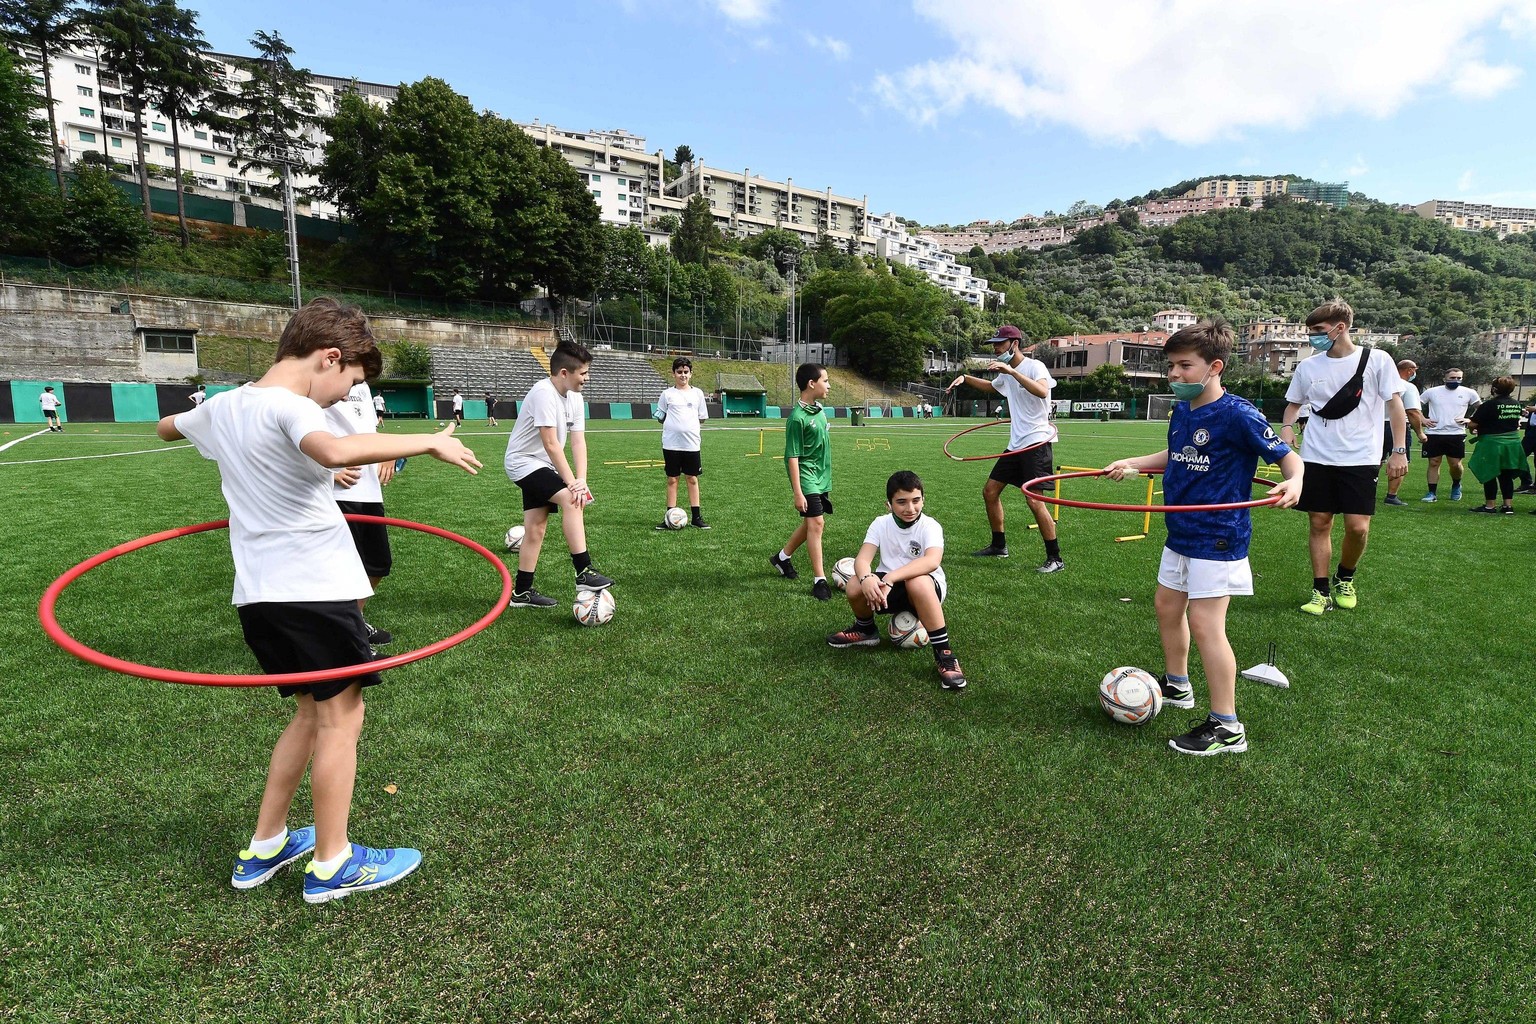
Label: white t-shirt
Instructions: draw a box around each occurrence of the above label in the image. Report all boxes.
[1390,378,1421,417]
[863,512,946,596]
[190,390,206,407]
[504,377,585,481]
[658,385,708,451]
[174,385,371,606]
[326,382,383,503]
[451,393,464,412]
[1285,347,1399,466]
[373,393,386,414]
[1419,385,1480,435]
[39,392,60,412]
[991,357,1055,450]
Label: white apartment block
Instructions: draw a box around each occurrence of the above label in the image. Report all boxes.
[663,161,874,252]
[515,122,685,231]
[1185,178,1289,200]
[1480,327,1536,387]
[1151,309,1197,333]
[925,224,1071,255]
[18,46,397,219]
[1413,200,1536,238]
[868,215,1000,307]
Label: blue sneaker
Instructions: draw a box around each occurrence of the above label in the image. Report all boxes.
[231,825,316,889]
[303,844,422,904]
[1450,485,1463,501]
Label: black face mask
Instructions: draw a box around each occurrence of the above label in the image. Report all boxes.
[891,511,920,529]
[1445,381,1461,390]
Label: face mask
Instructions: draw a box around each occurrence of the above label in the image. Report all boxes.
[1408,373,1416,382]
[1307,332,1334,352]
[1445,381,1461,390]
[1169,379,1208,402]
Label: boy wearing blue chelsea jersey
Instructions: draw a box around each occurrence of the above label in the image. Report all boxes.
[1104,320,1303,756]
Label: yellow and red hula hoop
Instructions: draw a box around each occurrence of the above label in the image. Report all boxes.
[943,421,1059,462]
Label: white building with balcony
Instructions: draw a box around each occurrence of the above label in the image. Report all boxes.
[867,214,1001,307]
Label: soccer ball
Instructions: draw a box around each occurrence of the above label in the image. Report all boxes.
[664,506,689,530]
[831,557,856,591]
[1098,666,1163,725]
[504,525,525,551]
[888,610,929,649]
[574,588,615,626]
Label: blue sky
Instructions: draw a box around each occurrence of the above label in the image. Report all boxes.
[196,0,1536,226]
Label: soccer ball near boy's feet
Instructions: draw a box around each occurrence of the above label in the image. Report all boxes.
[574,566,614,591]
[303,844,422,904]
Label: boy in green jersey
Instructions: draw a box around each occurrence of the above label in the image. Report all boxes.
[769,363,835,600]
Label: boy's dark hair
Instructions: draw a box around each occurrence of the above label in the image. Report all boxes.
[1492,376,1516,396]
[550,339,592,376]
[276,297,382,380]
[672,356,692,372]
[44,386,54,392]
[887,470,923,502]
[796,362,825,391]
[1164,318,1233,366]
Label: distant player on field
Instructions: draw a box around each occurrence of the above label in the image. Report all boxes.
[654,356,710,530]
[769,363,834,600]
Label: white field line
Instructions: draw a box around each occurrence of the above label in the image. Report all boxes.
[0,428,52,454]
[0,443,193,467]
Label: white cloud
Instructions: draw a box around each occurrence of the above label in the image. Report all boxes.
[710,0,773,23]
[876,0,1533,144]
[1346,155,1370,177]
[1459,169,1477,191]
[805,33,851,60]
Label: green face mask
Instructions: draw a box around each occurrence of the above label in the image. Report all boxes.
[1169,373,1211,402]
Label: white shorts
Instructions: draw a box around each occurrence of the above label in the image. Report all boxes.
[1157,547,1253,599]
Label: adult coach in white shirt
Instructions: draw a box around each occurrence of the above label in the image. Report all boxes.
[1280,299,1407,616]
[1418,368,1481,502]
[945,324,1064,573]
[1382,359,1427,506]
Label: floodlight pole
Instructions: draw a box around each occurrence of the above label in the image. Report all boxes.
[281,158,301,309]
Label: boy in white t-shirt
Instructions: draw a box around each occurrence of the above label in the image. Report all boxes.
[189,386,207,408]
[39,386,63,431]
[503,339,614,607]
[157,297,481,904]
[1279,299,1407,616]
[1418,368,1481,502]
[451,390,465,426]
[326,381,398,650]
[654,356,711,530]
[945,324,1064,573]
[826,470,967,691]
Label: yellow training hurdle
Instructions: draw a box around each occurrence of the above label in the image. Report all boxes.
[1057,465,1156,543]
[744,427,785,459]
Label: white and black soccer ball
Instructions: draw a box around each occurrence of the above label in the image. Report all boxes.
[504,525,525,551]
[1099,666,1163,725]
[888,610,929,649]
[574,588,615,626]
[831,557,856,591]
[664,506,689,530]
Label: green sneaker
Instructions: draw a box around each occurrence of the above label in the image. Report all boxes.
[1299,589,1331,616]
[1332,577,1357,610]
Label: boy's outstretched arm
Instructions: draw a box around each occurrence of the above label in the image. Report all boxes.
[302,422,481,474]
[1103,450,1169,480]
[157,415,184,441]
[1268,451,1304,508]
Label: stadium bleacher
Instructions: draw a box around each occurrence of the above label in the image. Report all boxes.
[429,345,669,405]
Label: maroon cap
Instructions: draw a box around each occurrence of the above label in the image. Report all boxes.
[989,325,1022,343]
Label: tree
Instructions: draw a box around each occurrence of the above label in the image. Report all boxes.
[54,161,148,261]
[672,193,718,266]
[742,226,803,276]
[84,0,157,222]
[0,0,85,199]
[799,265,949,381]
[142,0,214,248]
[1082,363,1128,397]
[672,143,693,166]
[0,40,57,250]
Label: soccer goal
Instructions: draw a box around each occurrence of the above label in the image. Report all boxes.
[1147,394,1176,421]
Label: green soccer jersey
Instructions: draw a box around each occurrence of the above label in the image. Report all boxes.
[785,402,831,494]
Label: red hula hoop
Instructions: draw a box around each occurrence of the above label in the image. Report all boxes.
[1020,470,1284,513]
[38,515,512,687]
[943,420,1059,462]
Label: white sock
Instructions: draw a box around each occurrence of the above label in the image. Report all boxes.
[814,576,827,584]
[247,828,288,858]
[309,843,353,878]
[779,549,792,562]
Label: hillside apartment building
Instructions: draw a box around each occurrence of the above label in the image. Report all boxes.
[1413,201,1536,238]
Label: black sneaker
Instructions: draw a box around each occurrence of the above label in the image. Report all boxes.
[1472,505,1499,514]
[1157,674,1196,710]
[691,518,711,530]
[827,625,880,648]
[1169,716,1248,756]
[1383,494,1407,506]
[510,588,558,608]
[769,553,799,579]
[811,580,832,601]
[971,544,1009,558]
[574,567,614,591]
[654,520,673,531]
[1503,506,1516,515]
[1518,485,1536,495]
[1036,557,1066,574]
[363,622,393,646]
[938,657,967,690]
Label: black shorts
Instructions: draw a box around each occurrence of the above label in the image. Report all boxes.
[989,443,1054,489]
[1381,431,1412,462]
[516,467,568,512]
[800,491,833,518]
[663,448,703,478]
[337,500,392,578]
[1297,462,1379,516]
[1523,431,1536,457]
[237,600,381,702]
[1422,435,1466,460]
[876,571,945,615]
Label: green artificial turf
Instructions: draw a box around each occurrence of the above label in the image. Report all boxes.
[1,415,1531,1022]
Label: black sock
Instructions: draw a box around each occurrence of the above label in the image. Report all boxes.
[991,531,1006,548]
[929,628,951,657]
[515,570,534,593]
[855,616,875,633]
[1336,565,1355,582]
[572,551,592,573]
[1427,483,1438,494]
[691,505,702,521]
[1313,576,1329,593]
[1044,538,1061,560]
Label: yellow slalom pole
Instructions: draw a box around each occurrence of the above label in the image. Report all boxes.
[1116,474,1154,542]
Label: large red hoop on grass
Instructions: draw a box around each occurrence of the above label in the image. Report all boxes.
[943,420,1059,462]
[39,515,512,687]
[1020,470,1285,513]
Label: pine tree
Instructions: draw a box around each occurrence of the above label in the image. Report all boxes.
[0,0,87,199]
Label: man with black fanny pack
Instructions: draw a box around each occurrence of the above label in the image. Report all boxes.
[1280,299,1408,616]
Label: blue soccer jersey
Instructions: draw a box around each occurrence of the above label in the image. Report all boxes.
[1164,393,1290,561]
